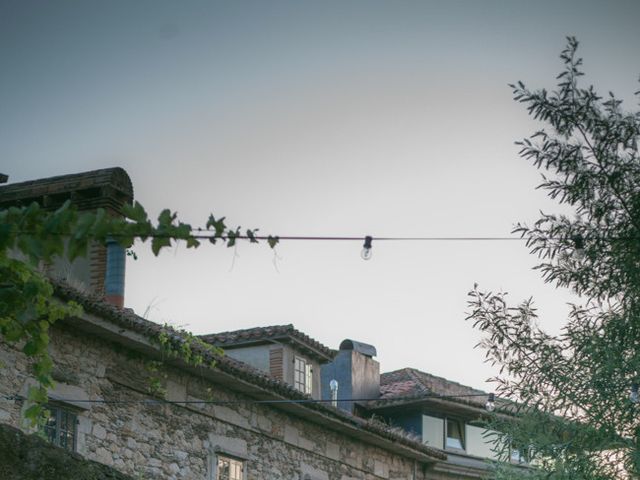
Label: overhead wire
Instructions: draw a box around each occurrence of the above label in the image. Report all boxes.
[0,392,493,406]
[8,229,622,242]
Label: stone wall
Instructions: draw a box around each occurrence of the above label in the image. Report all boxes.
[0,324,436,480]
[0,423,133,480]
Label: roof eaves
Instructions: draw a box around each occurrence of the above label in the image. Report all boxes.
[369,391,516,419]
[200,324,336,361]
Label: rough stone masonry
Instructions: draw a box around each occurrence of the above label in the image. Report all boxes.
[0,322,439,480]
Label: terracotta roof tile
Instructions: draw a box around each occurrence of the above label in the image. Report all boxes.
[374,367,493,410]
[379,379,422,398]
[200,324,336,361]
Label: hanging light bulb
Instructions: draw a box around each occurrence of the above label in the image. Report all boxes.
[486,393,496,412]
[361,236,373,260]
[330,379,339,407]
[630,383,639,404]
[572,234,585,261]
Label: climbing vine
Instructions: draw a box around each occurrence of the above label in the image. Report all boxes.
[141,325,224,399]
[156,326,222,369]
[0,200,277,424]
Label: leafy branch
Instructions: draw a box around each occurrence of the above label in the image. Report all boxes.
[470,37,640,478]
[0,200,277,425]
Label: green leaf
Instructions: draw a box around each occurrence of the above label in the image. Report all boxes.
[246,229,258,243]
[175,223,191,239]
[122,201,148,223]
[67,238,88,261]
[227,230,237,248]
[186,237,200,249]
[151,236,171,256]
[27,385,48,403]
[157,209,176,227]
[267,235,279,249]
[213,217,226,237]
[23,340,39,356]
[24,405,43,425]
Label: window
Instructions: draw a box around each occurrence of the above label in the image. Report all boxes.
[215,455,244,480]
[510,442,531,464]
[445,418,465,450]
[294,356,312,395]
[510,447,525,463]
[42,404,77,451]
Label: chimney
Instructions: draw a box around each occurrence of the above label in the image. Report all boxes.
[0,168,133,307]
[103,238,126,308]
[321,339,380,414]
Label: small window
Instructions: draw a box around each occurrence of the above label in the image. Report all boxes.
[294,356,312,395]
[510,447,524,463]
[215,455,244,480]
[445,418,465,450]
[42,404,77,451]
[510,443,530,464]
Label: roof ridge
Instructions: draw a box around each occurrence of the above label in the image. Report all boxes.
[199,323,335,360]
[412,368,487,394]
[382,367,487,395]
[201,324,294,337]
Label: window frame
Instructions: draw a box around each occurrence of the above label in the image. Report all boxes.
[509,441,531,464]
[41,403,78,452]
[444,417,466,451]
[210,452,246,480]
[293,355,312,395]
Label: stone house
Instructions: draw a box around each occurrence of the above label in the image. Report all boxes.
[1,281,453,479]
[0,168,524,479]
[197,326,527,479]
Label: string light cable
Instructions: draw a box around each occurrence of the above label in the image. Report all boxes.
[10,228,624,244]
[10,229,543,241]
[5,385,638,412]
[0,392,499,410]
[5,385,639,410]
[9,227,617,262]
[10,226,630,266]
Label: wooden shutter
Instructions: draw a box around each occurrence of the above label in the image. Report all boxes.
[269,347,283,380]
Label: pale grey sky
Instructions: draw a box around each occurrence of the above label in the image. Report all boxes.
[2,0,639,390]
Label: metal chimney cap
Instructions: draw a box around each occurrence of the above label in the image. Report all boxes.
[339,339,377,357]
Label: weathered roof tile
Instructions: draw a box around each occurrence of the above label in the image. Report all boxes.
[374,367,493,411]
[200,324,336,361]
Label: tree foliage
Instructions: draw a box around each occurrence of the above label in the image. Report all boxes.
[468,37,640,479]
[0,199,277,424]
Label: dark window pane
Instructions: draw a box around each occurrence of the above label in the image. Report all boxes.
[446,419,465,450]
[41,405,77,452]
